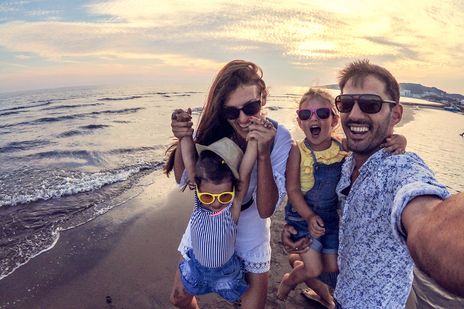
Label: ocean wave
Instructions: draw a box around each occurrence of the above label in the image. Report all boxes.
[91,107,144,115]
[79,124,110,130]
[0,139,53,153]
[0,110,22,117]
[0,107,145,129]
[56,124,110,138]
[0,162,163,207]
[23,149,100,160]
[56,130,89,138]
[42,103,104,111]
[108,145,163,154]
[98,95,143,101]
[0,101,53,113]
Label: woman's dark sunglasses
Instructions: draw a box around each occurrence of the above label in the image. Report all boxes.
[297,108,331,120]
[335,94,397,114]
[223,99,261,120]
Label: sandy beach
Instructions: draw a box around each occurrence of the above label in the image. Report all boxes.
[0,169,326,308]
[1,106,463,308]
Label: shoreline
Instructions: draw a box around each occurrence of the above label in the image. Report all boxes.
[0,170,320,308]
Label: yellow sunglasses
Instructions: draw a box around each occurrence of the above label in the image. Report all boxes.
[195,187,235,205]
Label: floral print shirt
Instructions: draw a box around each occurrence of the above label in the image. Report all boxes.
[335,149,450,308]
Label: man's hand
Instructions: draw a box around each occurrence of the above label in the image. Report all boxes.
[281,224,311,254]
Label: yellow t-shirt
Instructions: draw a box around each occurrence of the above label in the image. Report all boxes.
[298,139,348,192]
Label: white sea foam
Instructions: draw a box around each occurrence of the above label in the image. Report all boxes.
[0,165,156,207]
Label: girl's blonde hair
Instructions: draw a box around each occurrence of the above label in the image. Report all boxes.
[298,88,341,138]
[299,88,337,115]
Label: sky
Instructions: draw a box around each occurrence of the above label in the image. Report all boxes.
[0,0,463,94]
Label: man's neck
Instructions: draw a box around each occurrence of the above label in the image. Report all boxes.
[351,144,385,178]
[351,153,371,182]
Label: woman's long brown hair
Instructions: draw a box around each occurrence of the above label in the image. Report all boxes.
[164,60,267,176]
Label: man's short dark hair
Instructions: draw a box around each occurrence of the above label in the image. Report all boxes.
[338,59,400,102]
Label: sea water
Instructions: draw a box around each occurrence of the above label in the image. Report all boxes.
[0,85,463,281]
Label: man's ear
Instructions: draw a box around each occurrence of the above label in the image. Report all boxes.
[391,103,403,126]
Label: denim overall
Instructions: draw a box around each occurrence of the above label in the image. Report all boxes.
[285,139,343,254]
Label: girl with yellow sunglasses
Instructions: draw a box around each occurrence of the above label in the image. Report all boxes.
[173,122,257,302]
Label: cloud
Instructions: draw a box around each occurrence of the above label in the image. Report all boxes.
[15,54,32,59]
[0,0,463,92]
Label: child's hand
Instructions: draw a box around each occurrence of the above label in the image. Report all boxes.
[308,214,325,238]
[382,134,407,155]
[171,108,193,139]
[173,108,192,122]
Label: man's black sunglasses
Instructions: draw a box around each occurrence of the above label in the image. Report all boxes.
[335,94,397,114]
[223,99,261,120]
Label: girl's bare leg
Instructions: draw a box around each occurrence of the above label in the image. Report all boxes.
[278,249,322,300]
[240,271,268,309]
[169,268,199,309]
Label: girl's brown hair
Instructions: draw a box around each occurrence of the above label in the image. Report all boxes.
[164,60,267,175]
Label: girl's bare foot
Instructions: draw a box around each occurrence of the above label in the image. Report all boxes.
[277,273,295,301]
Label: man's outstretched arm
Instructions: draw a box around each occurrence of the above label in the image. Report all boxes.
[403,193,464,297]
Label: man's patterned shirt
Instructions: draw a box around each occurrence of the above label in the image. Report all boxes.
[335,149,450,308]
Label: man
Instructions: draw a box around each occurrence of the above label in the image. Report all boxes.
[282,60,464,308]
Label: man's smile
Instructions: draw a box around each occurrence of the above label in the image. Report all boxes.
[346,122,371,137]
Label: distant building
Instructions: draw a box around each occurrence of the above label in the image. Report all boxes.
[400,89,411,97]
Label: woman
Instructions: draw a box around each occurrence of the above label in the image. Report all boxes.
[165,60,292,308]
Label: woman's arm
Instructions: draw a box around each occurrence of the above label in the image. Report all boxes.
[247,118,279,218]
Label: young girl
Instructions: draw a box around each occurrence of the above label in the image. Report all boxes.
[173,108,258,302]
[277,88,406,306]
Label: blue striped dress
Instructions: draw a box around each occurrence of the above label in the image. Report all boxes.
[190,195,237,268]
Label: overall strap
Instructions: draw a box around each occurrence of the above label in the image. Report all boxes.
[303,138,318,165]
[303,137,343,165]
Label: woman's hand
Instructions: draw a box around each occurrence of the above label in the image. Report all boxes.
[281,224,311,254]
[247,116,276,157]
[171,108,194,139]
[308,214,325,238]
